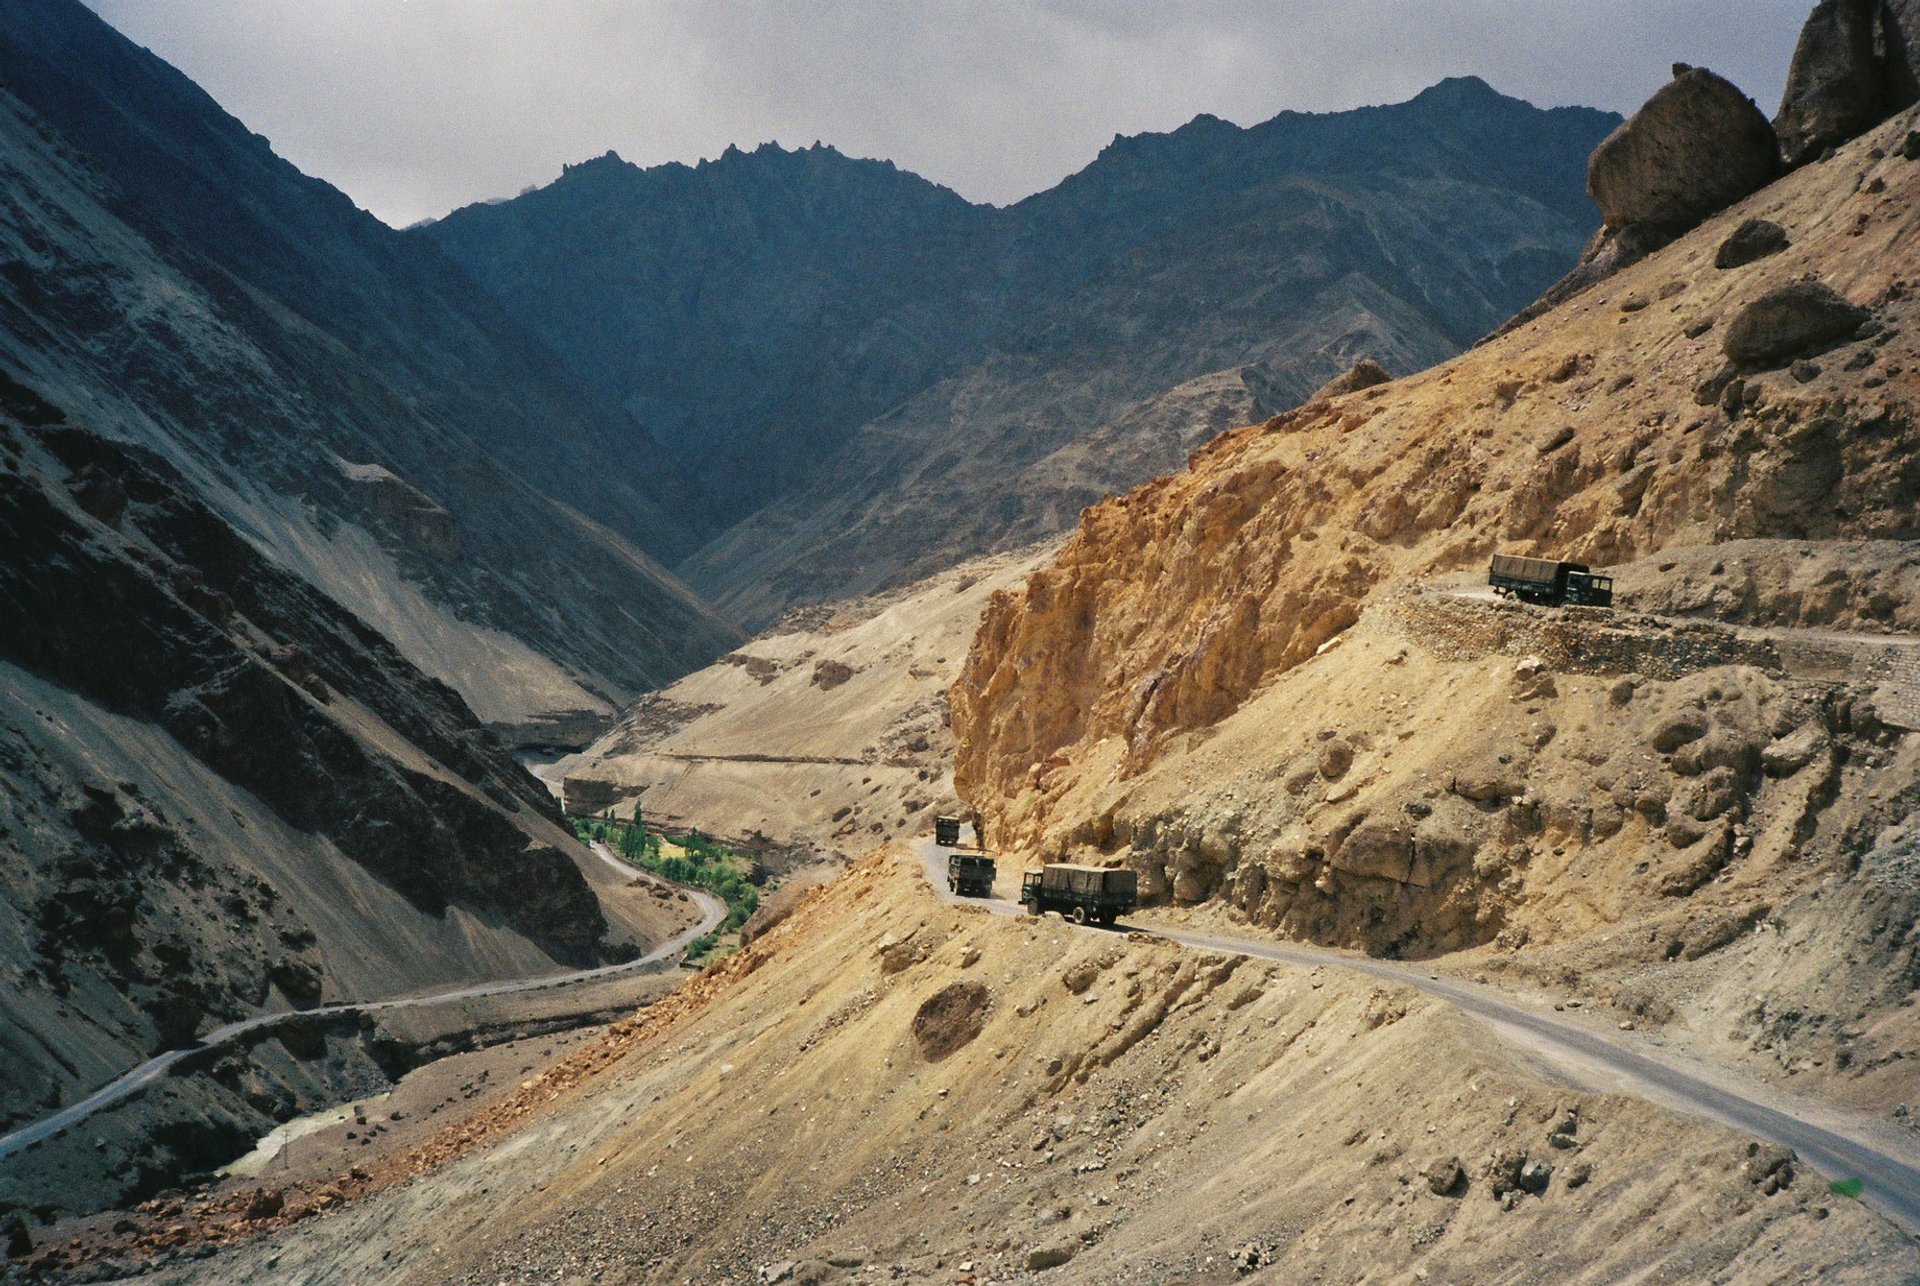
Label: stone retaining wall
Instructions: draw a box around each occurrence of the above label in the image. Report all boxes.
[1379,591,1920,728]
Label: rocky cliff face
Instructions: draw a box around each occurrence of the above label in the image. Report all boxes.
[950,91,1920,1090]
[0,0,740,735]
[0,382,634,1134]
[426,79,1619,627]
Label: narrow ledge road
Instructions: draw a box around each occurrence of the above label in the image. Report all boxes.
[913,838,1920,1238]
[0,847,724,1167]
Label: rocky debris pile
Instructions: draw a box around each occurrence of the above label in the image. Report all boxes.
[906,982,990,1059]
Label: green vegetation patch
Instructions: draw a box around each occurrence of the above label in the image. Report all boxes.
[571,805,760,933]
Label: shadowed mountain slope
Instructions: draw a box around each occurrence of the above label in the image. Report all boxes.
[0,0,740,736]
[425,78,1620,627]
[0,383,686,1146]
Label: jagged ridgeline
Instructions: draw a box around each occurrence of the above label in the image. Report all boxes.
[421,80,1621,626]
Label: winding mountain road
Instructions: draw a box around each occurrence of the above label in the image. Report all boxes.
[913,838,1920,1237]
[0,850,723,1167]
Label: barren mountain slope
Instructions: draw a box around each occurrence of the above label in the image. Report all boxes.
[116,854,1916,1284]
[0,394,683,1160]
[951,104,1920,1108]
[558,544,1058,860]
[0,0,740,739]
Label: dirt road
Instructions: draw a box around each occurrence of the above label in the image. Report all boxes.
[913,838,1920,1236]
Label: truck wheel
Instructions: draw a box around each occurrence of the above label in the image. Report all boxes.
[1099,911,1116,927]
[1023,901,1038,917]
[1071,906,1089,926]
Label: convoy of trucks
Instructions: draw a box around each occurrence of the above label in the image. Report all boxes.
[934,817,1136,926]
[935,815,996,896]
[1487,554,1615,607]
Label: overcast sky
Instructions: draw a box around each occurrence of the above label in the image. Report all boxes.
[85,1,1811,229]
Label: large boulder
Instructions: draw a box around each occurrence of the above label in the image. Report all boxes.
[1886,0,1920,110]
[1774,0,1888,167]
[1723,281,1869,366]
[1715,218,1791,269]
[1588,66,1779,234]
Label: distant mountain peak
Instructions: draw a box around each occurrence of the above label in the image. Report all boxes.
[1414,74,1506,104]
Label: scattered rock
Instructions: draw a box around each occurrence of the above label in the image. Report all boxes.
[242,1187,285,1221]
[1566,1162,1593,1189]
[1424,1156,1467,1197]
[1791,358,1822,382]
[1650,708,1710,753]
[811,660,856,690]
[1587,66,1778,234]
[1743,1141,1797,1193]
[1061,961,1103,995]
[1318,739,1354,780]
[1774,0,1887,167]
[877,933,927,975]
[1026,1241,1079,1271]
[1484,1147,1529,1197]
[1533,424,1576,455]
[1763,724,1826,777]
[1714,218,1791,269]
[1517,1159,1554,1194]
[1724,281,1869,366]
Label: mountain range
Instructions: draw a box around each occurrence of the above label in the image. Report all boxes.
[424,78,1620,625]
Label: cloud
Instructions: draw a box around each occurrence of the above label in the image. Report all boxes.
[84,0,1810,227]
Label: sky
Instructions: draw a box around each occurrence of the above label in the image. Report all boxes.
[84,1,1813,229]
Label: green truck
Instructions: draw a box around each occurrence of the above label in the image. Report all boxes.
[1019,863,1138,926]
[1488,554,1614,607]
[947,852,996,897]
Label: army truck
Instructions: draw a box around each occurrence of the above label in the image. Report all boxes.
[1020,863,1137,926]
[1488,554,1614,607]
[947,852,996,897]
[934,815,962,847]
